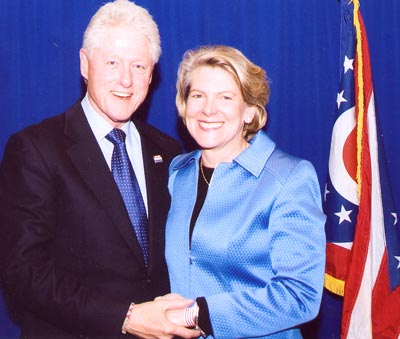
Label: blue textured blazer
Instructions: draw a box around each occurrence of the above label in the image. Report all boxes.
[166,131,326,339]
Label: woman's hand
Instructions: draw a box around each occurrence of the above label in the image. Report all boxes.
[124,295,199,339]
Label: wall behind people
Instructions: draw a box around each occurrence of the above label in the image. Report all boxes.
[0,1,399,338]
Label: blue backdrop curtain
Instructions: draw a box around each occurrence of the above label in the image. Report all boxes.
[0,1,399,338]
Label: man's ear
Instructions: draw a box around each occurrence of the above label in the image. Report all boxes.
[79,48,89,80]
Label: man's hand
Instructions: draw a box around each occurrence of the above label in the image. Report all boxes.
[124,295,200,339]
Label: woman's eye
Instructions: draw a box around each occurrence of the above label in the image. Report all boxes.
[190,93,202,99]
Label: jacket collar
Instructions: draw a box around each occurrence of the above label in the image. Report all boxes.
[172,130,276,178]
[235,130,276,177]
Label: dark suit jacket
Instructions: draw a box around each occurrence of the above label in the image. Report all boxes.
[0,101,182,338]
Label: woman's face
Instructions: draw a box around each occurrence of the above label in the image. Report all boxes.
[185,66,254,158]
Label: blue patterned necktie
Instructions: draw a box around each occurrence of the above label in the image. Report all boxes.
[106,128,149,265]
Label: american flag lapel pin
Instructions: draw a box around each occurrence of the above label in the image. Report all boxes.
[153,155,163,164]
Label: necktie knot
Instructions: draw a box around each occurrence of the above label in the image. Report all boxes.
[106,128,126,145]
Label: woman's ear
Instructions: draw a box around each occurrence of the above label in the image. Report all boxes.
[244,106,256,124]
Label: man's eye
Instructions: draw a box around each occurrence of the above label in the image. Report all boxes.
[133,64,146,72]
[107,61,117,66]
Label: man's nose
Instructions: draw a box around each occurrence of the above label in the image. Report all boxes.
[118,65,133,88]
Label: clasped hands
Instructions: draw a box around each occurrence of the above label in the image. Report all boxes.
[123,293,201,339]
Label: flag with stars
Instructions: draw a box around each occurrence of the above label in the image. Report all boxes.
[323,1,400,338]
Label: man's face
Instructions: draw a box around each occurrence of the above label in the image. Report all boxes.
[80,26,153,128]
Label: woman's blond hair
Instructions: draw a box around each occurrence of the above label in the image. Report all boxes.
[176,45,270,141]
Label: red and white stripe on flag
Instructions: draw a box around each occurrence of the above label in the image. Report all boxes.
[324,1,400,338]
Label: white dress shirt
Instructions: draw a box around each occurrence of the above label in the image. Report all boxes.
[81,94,148,214]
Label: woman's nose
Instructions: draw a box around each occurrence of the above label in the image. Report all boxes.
[204,97,217,116]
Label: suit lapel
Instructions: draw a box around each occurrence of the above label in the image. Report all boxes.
[63,103,146,264]
[135,121,172,272]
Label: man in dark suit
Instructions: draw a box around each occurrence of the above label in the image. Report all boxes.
[0,1,199,338]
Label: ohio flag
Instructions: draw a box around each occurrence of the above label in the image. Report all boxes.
[323,1,400,338]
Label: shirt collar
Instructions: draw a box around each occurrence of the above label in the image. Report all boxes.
[81,93,132,140]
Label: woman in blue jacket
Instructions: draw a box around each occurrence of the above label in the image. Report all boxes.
[164,45,326,339]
